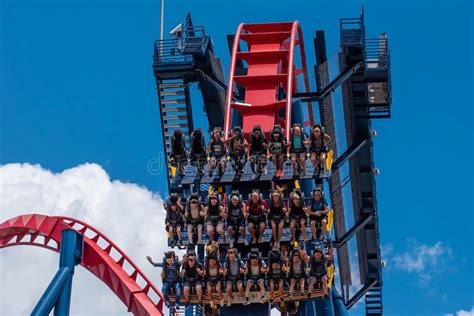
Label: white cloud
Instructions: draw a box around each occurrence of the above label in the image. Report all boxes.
[392,239,453,286]
[456,306,474,316]
[0,163,168,316]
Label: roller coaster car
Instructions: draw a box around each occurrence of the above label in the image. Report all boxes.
[169,130,188,177]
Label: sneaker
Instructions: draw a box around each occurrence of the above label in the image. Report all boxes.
[226,299,232,307]
[229,239,234,248]
[185,301,190,309]
[220,298,224,307]
[198,300,204,309]
[164,300,170,308]
[243,297,250,305]
[175,303,180,310]
[244,238,249,246]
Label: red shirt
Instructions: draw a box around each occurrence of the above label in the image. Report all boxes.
[246,199,268,216]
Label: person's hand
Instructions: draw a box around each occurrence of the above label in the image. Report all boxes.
[239,267,246,274]
[315,211,321,216]
[146,255,153,263]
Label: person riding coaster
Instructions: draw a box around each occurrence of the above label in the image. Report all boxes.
[268,124,288,172]
[165,193,185,246]
[289,190,308,242]
[306,188,330,241]
[146,251,182,310]
[244,250,267,305]
[204,253,225,308]
[223,248,246,307]
[289,124,309,176]
[226,192,247,248]
[190,128,207,174]
[185,193,204,245]
[288,248,309,299]
[202,193,226,243]
[268,190,287,248]
[170,130,188,175]
[308,247,329,298]
[267,249,285,302]
[181,253,205,309]
[207,127,226,176]
[245,191,268,244]
[226,126,248,175]
[309,124,332,174]
[248,125,268,174]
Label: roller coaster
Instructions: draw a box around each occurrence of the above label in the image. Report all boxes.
[0,8,391,316]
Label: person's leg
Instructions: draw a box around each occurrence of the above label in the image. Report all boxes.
[299,277,306,294]
[173,282,182,305]
[239,226,246,239]
[320,152,327,170]
[258,221,266,243]
[278,279,284,297]
[177,225,182,242]
[187,224,194,245]
[300,217,307,241]
[308,276,315,293]
[216,281,222,304]
[162,281,171,304]
[207,282,213,306]
[310,152,318,167]
[197,224,203,244]
[169,226,175,241]
[289,278,296,296]
[237,280,245,297]
[278,220,284,244]
[299,152,306,172]
[248,221,256,243]
[269,279,275,298]
[196,283,203,302]
[183,285,190,302]
[310,220,317,240]
[226,281,233,305]
[290,219,297,242]
[216,222,225,241]
[271,221,277,245]
[206,223,214,242]
[245,279,254,298]
[322,276,328,295]
[258,280,265,301]
[291,153,297,174]
[321,218,328,239]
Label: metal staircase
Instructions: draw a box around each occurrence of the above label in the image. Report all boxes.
[158,81,192,162]
[365,282,383,315]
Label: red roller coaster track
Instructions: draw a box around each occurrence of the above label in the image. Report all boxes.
[224,21,313,140]
[0,214,164,316]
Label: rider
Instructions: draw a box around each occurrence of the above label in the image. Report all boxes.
[245,191,268,244]
[223,248,246,307]
[204,253,224,308]
[202,193,226,243]
[208,127,226,176]
[226,126,248,174]
[226,192,247,248]
[146,251,182,310]
[309,124,332,172]
[248,125,268,173]
[165,193,185,245]
[185,193,204,245]
[190,128,207,169]
[268,124,288,172]
[306,188,330,241]
[288,248,309,299]
[289,191,307,242]
[169,130,188,174]
[268,190,287,248]
[308,247,328,298]
[289,124,309,175]
[267,249,285,302]
[181,253,205,309]
[244,250,267,305]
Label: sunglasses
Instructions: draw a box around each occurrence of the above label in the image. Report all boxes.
[210,197,217,200]
[191,200,198,204]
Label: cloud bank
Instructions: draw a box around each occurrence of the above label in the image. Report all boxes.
[0,163,168,316]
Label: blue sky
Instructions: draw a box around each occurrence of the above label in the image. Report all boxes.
[1,0,473,315]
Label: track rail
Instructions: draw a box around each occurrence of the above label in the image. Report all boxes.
[0,214,164,316]
[224,21,312,140]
